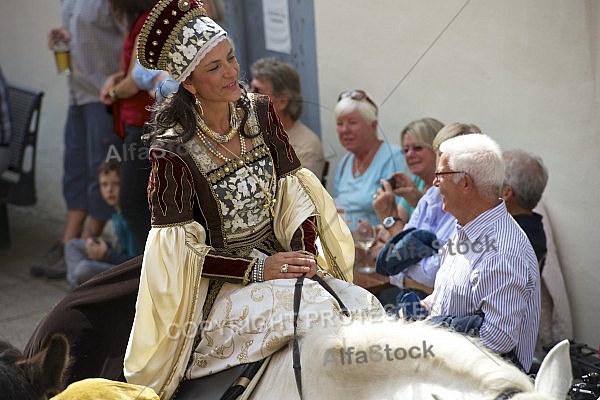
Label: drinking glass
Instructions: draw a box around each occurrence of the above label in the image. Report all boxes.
[53,39,71,75]
[353,222,376,273]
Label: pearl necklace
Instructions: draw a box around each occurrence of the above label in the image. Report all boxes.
[197,130,276,216]
[195,102,240,143]
[197,129,246,163]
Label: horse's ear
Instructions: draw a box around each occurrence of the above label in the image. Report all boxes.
[534,339,572,399]
[17,333,71,397]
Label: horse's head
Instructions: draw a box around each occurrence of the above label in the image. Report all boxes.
[0,333,70,400]
[299,320,572,400]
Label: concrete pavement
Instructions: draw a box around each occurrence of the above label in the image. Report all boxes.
[0,205,70,350]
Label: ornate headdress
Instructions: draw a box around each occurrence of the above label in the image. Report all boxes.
[137,0,228,83]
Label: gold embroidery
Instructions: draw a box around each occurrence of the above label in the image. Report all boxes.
[151,219,194,228]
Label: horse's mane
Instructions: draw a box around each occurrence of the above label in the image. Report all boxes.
[301,319,534,397]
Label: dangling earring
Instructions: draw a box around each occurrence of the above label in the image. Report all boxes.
[194,96,204,116]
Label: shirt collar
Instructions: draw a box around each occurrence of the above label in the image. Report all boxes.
[456,200,506,242]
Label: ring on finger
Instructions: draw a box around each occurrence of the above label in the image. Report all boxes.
[280,263,289,273]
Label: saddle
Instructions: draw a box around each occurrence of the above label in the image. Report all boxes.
[174,360,267,400]
[173,274,348,400]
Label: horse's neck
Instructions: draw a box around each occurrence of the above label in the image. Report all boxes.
[248,321,571,400]
[248,342,496,400]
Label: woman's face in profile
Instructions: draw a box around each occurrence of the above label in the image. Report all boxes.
[336,110,376,153]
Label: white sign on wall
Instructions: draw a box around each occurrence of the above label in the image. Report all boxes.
[262,0,292,54]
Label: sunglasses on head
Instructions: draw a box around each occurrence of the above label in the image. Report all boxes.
[337,89,378,111]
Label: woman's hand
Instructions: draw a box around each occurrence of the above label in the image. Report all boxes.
[47,27,70,51]
[368,226,391,262]
[263,251,319,280]
[390,172,423,208]
[100,71,125,105]
[373,179,397,222]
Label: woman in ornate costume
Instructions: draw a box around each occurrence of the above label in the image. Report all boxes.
[124,1,383,398]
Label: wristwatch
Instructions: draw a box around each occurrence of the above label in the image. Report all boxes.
[383,216,403,230]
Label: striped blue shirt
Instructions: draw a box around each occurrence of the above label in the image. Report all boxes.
[428,201,540,371]
[390,186,456,288]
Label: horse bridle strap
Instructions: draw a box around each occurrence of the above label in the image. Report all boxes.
[292,277,304,398]
[292,275,350,399]
[495,389,521,400]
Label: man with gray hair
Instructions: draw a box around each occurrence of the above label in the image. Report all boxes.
[502,149,548,264]
[424,134,540,372]
[250,58,325,178]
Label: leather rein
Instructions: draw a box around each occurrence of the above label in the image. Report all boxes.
[292,274,350,399]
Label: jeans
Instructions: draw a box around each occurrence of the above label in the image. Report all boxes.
[65,238,116,286]
[62,103,122,220]
[376,286,429,318]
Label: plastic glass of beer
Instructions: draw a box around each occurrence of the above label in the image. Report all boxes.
[53,40,71,75]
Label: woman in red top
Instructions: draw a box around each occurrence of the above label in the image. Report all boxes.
[101,0,159,251]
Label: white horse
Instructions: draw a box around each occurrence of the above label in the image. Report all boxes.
[247,320,572,400]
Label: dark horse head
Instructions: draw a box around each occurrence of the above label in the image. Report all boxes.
[0,333,70,400]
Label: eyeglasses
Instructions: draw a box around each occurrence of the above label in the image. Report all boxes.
[401,145,427,155]
[434,170,466,181]
[337,90,378,111]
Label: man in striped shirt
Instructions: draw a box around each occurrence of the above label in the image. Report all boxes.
[424,134,540,372]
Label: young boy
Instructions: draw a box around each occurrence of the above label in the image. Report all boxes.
[65,159,140,287]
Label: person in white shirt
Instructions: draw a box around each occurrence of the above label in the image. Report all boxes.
[424,133,540,372]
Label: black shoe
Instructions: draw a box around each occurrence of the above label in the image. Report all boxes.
[45,258,66,280]
[43,241,65,264]
[30,264,47,277]
[30,241,64,277]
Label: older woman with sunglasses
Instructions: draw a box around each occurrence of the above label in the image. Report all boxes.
[372,118,443,235]
[333,90,408,230]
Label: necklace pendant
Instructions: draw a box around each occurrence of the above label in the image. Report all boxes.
[263,195,276,217]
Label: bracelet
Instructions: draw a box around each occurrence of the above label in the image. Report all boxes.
[251,259,265,282]
[108,86,118,100]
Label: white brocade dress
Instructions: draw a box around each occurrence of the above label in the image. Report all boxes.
[186,133,383,377]
[124,93,383,399]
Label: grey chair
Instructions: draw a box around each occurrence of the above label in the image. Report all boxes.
[0,84,44,248]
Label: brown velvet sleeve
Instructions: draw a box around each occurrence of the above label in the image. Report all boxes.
[148,150,195,226]
[255,94,318,256]
[201,251,254,284]
[290,216,318,255]
[254,94,301,176]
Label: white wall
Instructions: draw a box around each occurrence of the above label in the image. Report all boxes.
[1,0,598,345]
[316,0,600,346]
[1,0,67,216]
